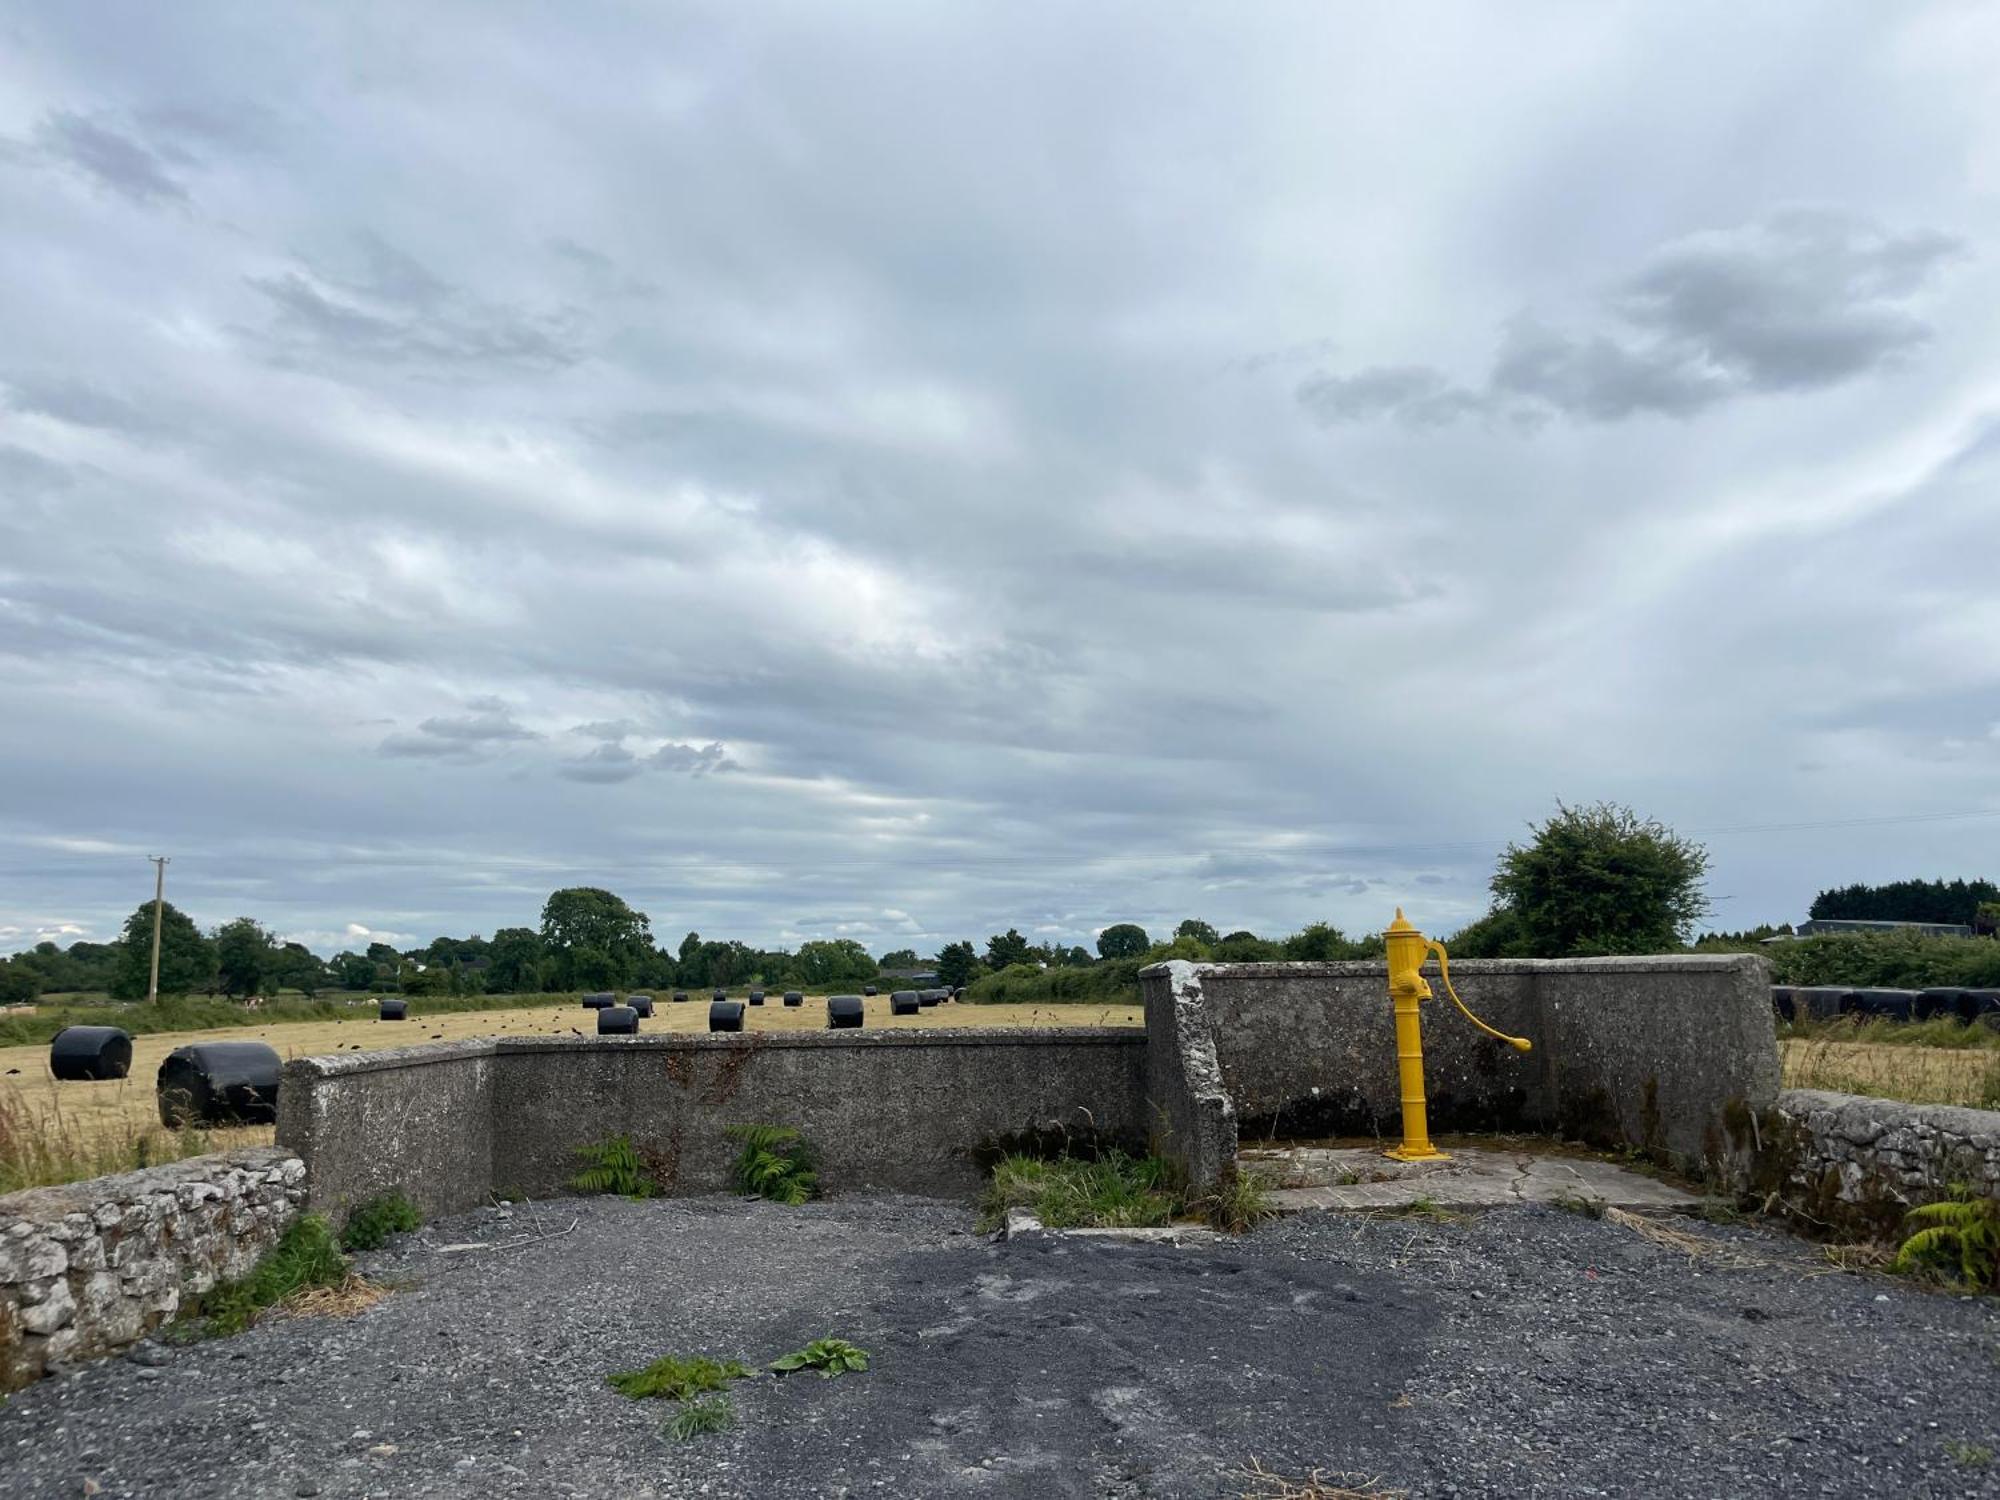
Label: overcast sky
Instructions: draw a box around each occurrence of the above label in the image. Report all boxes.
[4,3,1999,959]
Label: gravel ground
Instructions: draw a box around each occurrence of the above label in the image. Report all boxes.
[1,1195,1995,1499]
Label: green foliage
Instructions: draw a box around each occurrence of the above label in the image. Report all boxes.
[934,940,982,989]
[0,961,37,1005]
[769,1337,870,1378]
[1893,1186,1999,1290]
[1765,930,2000,989]
[666,1395,736,1441]
[1279,922,1383,961]
[981,1150,1181,1229]
[569,1135,658,1199]
[1212,931,1281,962]
[878,948,921,969]
[183,1215,348,1338]
[541,887,654,989]
[1489,801,1709,957]
[607,1353,753,1400]
[341,1190,423,1251]
[790,938,878,989]
[1201,1168,1277,1234]
[726,1124,818,1205]
[1442,908,1529,959]
[110,901,215,1000]
[1812,877,1999,928]
[1175,918,1221,946]
[984,928,1033,969]
[1096,923,1150,960]
[213,916,276,998]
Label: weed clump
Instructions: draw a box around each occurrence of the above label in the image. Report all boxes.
[176,1214,350,1339]
[607,1354,753,1402]
[981,1150,1277,1234]
[341,1190,422,1251]
[770,1337,869,1378]
[1893,1186,1998,1291]
[726,1124,818,1205]
[666,1395,735,1441]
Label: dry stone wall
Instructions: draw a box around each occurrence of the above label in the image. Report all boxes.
[1765,1089,2000,1234]
[0,1147,304,1391]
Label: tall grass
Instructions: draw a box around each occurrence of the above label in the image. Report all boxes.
[0,1088,259,1195]
[1780,1032,2000,1111]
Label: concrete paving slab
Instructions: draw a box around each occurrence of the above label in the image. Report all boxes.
[1242,1144,1700,1213]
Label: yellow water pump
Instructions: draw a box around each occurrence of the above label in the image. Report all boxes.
[1383,909,1533,1162]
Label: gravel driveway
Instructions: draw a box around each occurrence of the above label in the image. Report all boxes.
[0,1194,1995,1499]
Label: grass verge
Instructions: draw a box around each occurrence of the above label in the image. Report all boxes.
[980,1150,1275,1234]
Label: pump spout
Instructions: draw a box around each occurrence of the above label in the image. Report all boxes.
[1427,940,1533,1052]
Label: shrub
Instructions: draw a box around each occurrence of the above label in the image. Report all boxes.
[1489,800,1709,956]
[607,1353,753,1401]
[726,1124,818,1205]
[570,1135,657,1198]
[1765,930,2000,990]
[770,1337,870,1378]
[341,1190,422,1251]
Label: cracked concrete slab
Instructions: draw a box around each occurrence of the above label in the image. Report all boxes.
[1242,1144,1701,1213]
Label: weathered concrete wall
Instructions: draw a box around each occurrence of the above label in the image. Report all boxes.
[1754,1089,2000,1236]
[0,1148,304,1391]
[280,1030,1148,1212]
[1142,954,1776,1187]
[277,1039,497,1218]
[1141,962,1238,1189]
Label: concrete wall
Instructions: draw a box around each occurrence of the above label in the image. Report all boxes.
[0,1148,304,1392]
[276,1039,497,1220]
[279,1029,1149,1214]
[1754,1089,2000,1236]
[1141,954,1777,1187]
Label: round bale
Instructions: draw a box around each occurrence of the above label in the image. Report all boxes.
[863,985,878,996]
[826,994,864,1029]
[628,994,655,1018]
[1853,988,1916,1022]
[748,989,766,1006]
[672,991,689,1003]
[379,998,408,1021]
[712,989,728,1003]
[582,992,615,1010]
[598,1005,640,1035]
[782,991,804,1008]
[1769,986,1794,1023]
[918,989,944,1008]
[49,1025,133,1082]
[157,1041,281,1127]
[889,990,921,1016]
[709,1000,745,1033]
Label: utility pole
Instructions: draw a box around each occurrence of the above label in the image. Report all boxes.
[147,856,169,1005]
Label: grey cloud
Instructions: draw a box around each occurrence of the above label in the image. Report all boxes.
[1303,210,1964,427]
[378,732,469,759]
[415,708,539,743]
[4,378,162,437]
[650,742,735,776]
[559,744,644,783]
[0,446,76,494]
[34,109,191,204]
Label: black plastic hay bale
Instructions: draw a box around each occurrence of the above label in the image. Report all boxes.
[1914,988,1967,1022]
[826,994,864,1029]
[783,990,803,1008]
[1852,988,1916,1021]
[710,1000,744,1033]
[918,988,944,1008]
[379,998,408,1021]
[1769,986,1794,1022]
[747,989,765,1006]
[157,1041,281,1127]
[672,991,689,1003]
[598,1005,639,1035]
[582,992,616,1010]
[712,989,728,1003]
[1795,986,1849,1020]
[889,990,920,1016]
[864,985,878,996]
[48,1025,133,1082]
[1965,989,2000,1029]
[628,995,655,1018]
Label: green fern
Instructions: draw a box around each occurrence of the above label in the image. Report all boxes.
[769,1336,869,1378]
[569,1135,656,1199]
[725,1124,818,1205]
[1894,1185,1999,1289]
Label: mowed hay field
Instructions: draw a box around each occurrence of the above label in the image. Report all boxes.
[1779,1035,1999,1110]
[0,996,1143,1149]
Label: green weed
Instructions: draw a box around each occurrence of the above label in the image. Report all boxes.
[770,1337,870,1378]
[340,1190,422,1251]
[665,1395,735,1442]
[725,1124,818,1205]
[1893,1186,1999,1291]
[980,1150,1181,1230]
[176,1214,349,1338]
[1201,1168,1278,1234]
[1946,1440,1993,1468]
[1552,1194,1607,1219]
[607,1354,753,1402]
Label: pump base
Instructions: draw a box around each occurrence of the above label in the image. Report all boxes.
[1385,1144,1449,1163]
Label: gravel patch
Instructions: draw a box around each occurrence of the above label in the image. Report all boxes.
[0,1195,1994,1498]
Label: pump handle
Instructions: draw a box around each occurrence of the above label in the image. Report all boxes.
[1427,941,1533,1052]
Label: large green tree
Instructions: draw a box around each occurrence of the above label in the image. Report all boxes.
[791,939,877,989]
[1095,924,1149,960]
[985,928,1033,970]
[877,948,921,970]
[486,927,546,994]
[0,960,39,1005]
[541,888,653,988]
[272,941,327,997]
[1489,801,1709,957]
[213,917,276,998]
[110,900,215,1000]
[935,940,981,989]
[1174,918,1220,947]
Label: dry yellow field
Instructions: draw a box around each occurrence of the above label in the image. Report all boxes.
[1780,1036,1998,1109]
[0,997,1143,1147]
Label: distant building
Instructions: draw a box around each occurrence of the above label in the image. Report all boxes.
[879,968,940,987]
[1795,918,1972,939]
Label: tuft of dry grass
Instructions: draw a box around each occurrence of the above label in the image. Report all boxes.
[1237,1458,1409,1499]
[1602,1206,1769,1269]
[277,1272,388,1320]
[0,1087,269,1195]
